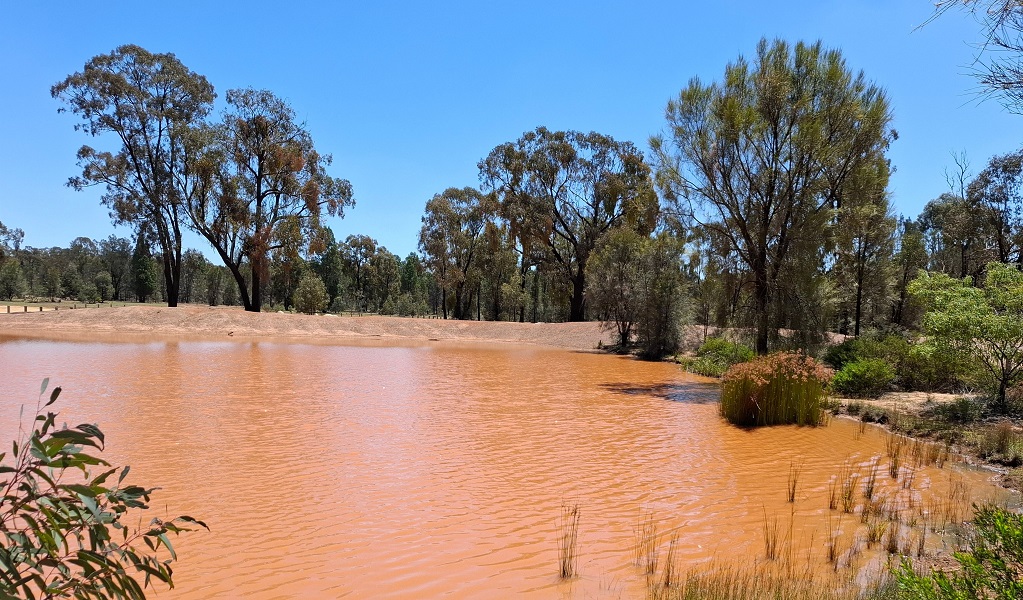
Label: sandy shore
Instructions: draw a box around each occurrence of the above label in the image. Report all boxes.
[0,305,613,350]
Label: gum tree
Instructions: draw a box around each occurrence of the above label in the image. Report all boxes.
[52,45,215,307]
[186,89,354,312]
[909,261,1023,413]
[480,127,659,322]
[651,39,895,353]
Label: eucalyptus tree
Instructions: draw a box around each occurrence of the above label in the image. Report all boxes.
[186,88,354,312]
[341,234,378,311]
[52,45,215,307]
[968,148,1023,264]
[418,187,498,319]
[919,192,992,280]
[480,127,659,322]
[891,218,929,327]
[651,39,895,353]
[832,157,897,336]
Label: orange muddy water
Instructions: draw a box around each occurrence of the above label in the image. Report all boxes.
[0,336,1014,599]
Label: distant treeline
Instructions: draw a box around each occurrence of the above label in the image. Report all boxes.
[4,38,1023,359]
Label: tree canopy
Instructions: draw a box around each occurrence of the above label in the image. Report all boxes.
[651,38,895,353]
[52,45,216,307]
[909,261,1023,413]
[480,127,659,322]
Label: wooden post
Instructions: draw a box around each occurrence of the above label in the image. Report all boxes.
[39,306,42,312]
[24,306,27,312]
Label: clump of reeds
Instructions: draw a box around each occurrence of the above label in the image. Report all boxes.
[862,456,880,501]
[557,503,580,578]
[825,512,842,565]
[840,470,860,514]
[648,563,892,600]
[719,352,832,427]
[787,461,801,503]
[661,532,681,589]
[763,509,779,560]
[634,511,660,576]
[864,513,888,548]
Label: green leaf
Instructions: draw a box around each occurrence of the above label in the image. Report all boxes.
[45,387,61,407]
[39,378,49,395]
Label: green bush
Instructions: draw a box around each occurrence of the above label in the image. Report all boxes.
[896,505,1023,598]
[684,338,755,377]
[898,343,974,393]
[720,352,832,427]
[292,273,328,314]
[0,380,205,598]
[931,396,981,424]
[832,358,895,398]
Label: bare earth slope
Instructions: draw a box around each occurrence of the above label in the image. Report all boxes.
[0,305,612,350]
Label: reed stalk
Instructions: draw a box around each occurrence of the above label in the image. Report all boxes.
[557,503,580,578]
[786,461,801,503]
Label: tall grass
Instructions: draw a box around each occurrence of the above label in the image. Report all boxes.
[634,511,660,576]
[720,352,832,427]
[557,504,580,578]
[647,565,899,600]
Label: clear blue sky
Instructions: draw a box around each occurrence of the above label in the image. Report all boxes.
[2,1,1021,260]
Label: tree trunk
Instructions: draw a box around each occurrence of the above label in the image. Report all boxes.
[569,269,586,322]
[249,260,262,313]
[754,272,770,355]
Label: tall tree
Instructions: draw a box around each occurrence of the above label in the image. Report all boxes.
[918,192,992,280]
[480,127,659,322]
[52,45,215,307]
[418,187,497,320]
[832,157,896,336]
[186,88,354,312]
[968,148,1023,264]
[651,39,895,353]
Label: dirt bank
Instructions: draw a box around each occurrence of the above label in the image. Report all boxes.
[0,305,614,350]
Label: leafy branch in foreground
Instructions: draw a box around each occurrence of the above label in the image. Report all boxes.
[0,379,206,599]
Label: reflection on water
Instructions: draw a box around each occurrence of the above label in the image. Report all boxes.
[0,336,1012,598]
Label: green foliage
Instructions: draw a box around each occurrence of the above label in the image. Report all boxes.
[587,230,688,358]
[909,262,1023,413]
[0,258,26,301]
[931,397,982,424]
[895,505,1023,599]
[832,359,895,398]
[480,126,659,322]
[900,343,975,393]
[683,338,755,377]
[130,237,158,304]
[292,273,328,314]
[53,45,216,307]
[0,380,205,598]
[720,352,832,427]
[651,38,894,353]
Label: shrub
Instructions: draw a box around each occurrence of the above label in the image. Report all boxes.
[720,352,832,426]
[292,273,328,314]
[823,338,862,370]
[898,343,974,393]
[0,380,205,598]
[832,358,895,398]
[896,505,1023,598]
[931,396,981,424]
[684,338,755,377]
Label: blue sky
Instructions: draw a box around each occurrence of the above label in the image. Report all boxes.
[2,1,1021,260]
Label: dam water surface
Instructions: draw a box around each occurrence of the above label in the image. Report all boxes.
[0,336,1010,598]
